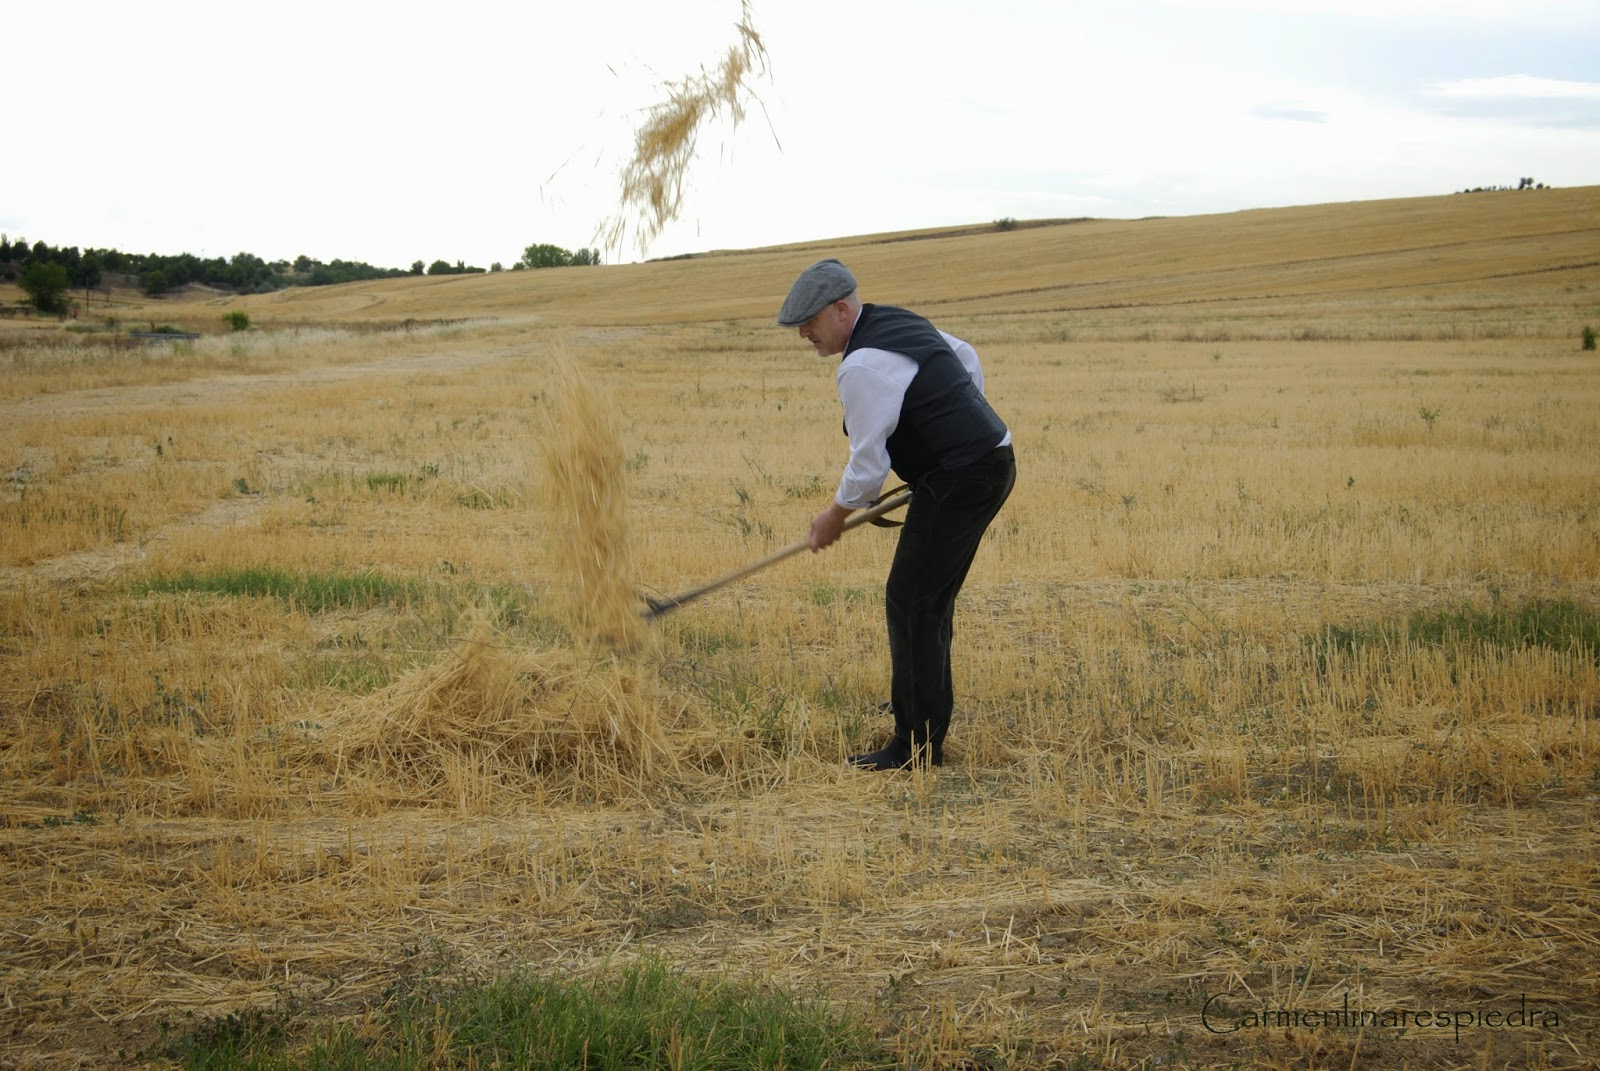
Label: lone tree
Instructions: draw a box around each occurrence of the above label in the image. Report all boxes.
[520,243,573,269]
[20,262,71,314]
[519,244,602,269]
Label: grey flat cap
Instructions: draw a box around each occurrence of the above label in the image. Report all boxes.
[776,258,857,326]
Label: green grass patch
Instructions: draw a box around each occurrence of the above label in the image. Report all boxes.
[299,654,405,694]
[163,955,888,1070]
[674,625,746,657]
[364,472,412,494]
[1314,597,1600,662]
[472,583,570,646]
[133,567,429,613]
[131,570,563,632]
[808,584,874,608]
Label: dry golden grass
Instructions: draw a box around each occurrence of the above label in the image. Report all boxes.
[1,189,1598,1069]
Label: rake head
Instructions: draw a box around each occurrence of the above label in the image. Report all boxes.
[641,593,682,619]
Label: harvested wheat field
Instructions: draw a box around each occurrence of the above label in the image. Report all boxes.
[3,188,1599,1069]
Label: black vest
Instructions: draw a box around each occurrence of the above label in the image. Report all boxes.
[844,304,1007,483]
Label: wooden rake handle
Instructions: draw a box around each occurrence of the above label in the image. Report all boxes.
[642,490,912,619]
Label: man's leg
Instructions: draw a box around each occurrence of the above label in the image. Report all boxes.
[857,448,1015,769]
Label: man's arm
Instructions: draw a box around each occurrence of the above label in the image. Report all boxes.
[812,349,918,551]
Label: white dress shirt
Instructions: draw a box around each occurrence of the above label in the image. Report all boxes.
[834,324,1008,509]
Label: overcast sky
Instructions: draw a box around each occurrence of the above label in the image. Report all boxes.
[6,0,1598,269]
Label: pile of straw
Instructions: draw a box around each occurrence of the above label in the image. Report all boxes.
[540,354,647,652]
[294,358,679,805]
[309,615,676,805]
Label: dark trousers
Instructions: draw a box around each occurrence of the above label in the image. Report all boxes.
[885,445,1016,754]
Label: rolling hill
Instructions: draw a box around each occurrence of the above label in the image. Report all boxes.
[204,187,1600,335]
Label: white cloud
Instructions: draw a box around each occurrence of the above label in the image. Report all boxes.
[1420,75,1600,129]
[1252,105,1331,124]
[1426,75,1600,100]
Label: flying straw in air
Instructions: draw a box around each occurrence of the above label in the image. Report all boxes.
[601,1,772,255]
[539,353,646,652]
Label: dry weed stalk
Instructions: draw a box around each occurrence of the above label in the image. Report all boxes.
[601,1,770,255]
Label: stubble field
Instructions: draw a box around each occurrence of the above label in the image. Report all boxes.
[2,189,1598,1069]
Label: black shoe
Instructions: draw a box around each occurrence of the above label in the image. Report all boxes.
[847,739,942,771]
[847,740,914,770]
[871,703,946,767]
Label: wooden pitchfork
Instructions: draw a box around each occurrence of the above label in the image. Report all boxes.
[641,489,911,619]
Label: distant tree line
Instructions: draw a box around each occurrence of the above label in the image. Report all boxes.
[419,259,490,278]
[1458,177,1550,194]
[0,236,510,304]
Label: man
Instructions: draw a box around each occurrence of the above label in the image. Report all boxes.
[777,258,1016,771]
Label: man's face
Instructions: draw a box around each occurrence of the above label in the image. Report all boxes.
[797,300,852,357]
